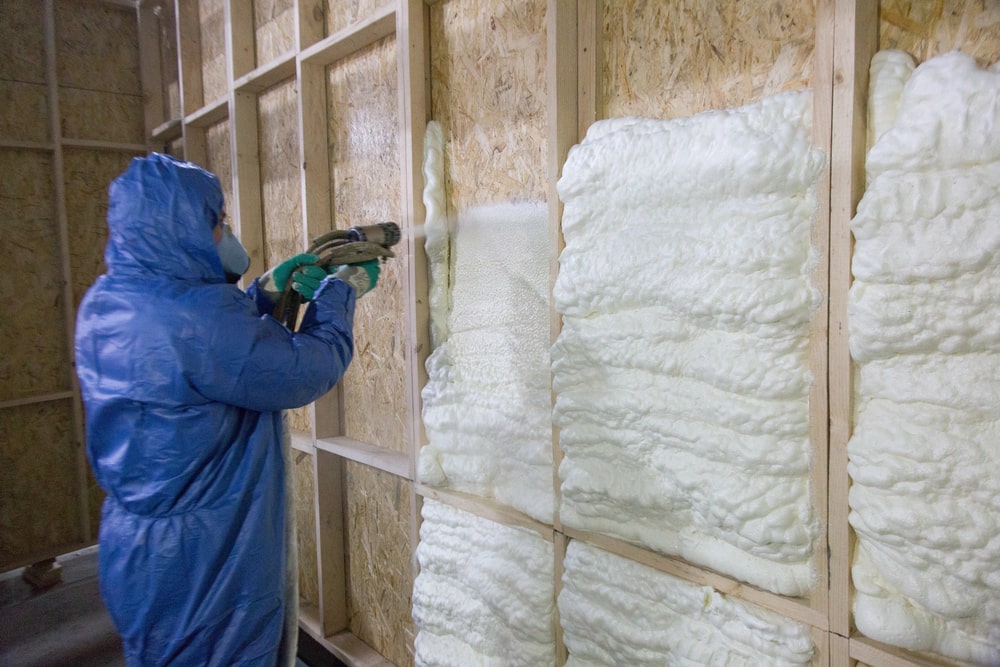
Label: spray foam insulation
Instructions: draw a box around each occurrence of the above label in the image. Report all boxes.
[553,90,824,597]
[848,51,1000,665]
[412,500,554,667]
[560,541,813,666]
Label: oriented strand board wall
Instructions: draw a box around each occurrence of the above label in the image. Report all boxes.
[64,149,139,307]
[254,0,295,66]
[0,401,78,565]
[205,120,233,218]
[323,0,387,37]
[0,150,67,399]
[293,449,320,610]
[345,462,414,667]
[327,38,408,453]
[199,0,227,104]
[429,0,548,212]
[55,0,143,143]
[602,0,815,119]
[879,0,1000,64]
[0,1,48,143]
[258,79,313,433]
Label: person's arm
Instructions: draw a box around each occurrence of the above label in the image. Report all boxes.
[192,277,357,412]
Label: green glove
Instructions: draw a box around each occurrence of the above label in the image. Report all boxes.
[332,260,381,297]
[290,264,328,301]
[272,253,319,291]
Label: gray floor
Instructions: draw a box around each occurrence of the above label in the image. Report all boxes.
[0,547,313,667]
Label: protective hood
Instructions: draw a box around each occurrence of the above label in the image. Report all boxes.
[105,152,227,283]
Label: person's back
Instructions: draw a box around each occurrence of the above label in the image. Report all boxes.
[75,153,357,666]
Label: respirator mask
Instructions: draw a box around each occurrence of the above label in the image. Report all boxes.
[216,222,250,284]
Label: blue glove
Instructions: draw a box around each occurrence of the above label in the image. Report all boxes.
[332,260,381,297]
[290,265,328,301]
[272,253,319,291]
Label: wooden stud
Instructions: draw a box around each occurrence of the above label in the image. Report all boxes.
[299,5,396,67]
[138,0,166,145]
[295,0,325,50]
[577,0,601,137]
[809,0,836,625]
[829,0,878,639]
[415,484,555,543]
[849,636,963,667]
[397,0,430,481]
[228,0,256,79]
[43,0,90,546]
[315,437,409,479]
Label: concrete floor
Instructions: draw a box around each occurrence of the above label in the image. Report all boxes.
[0,547,333,667]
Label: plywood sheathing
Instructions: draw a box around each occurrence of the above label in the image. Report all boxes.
[294,449,320,610]
[258,79,313,433]
[602,0,815,119]
[0,1,49,143]
[327,37,408,454]
[345,461,414,667]
[429,0,548,213]
[55,0,143,144]
[880,0,1000,65]
[0,150,68,401]
[254,0,296,67]
[64,149,139,309]
[205,119,234,218]
[199,0,228,106]
[0,400,78,565]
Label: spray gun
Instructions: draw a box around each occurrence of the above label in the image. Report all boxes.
[274,221,401,329]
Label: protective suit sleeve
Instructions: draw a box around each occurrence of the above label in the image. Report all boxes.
[192,277,356,412]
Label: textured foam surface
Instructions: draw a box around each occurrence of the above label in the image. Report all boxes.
[411,500,555,666]
[419,198,553,522]
[848,51,1000,665]
[559,541,814,666]
[552,91,824,596]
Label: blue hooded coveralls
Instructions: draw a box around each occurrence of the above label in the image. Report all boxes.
[74,154,356,666]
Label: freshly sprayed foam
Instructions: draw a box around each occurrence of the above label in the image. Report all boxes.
[848,51,1000,665]
[419,194,553,522]
[411,500,554,666]
[553,90,824,596]
[559,541,814,666]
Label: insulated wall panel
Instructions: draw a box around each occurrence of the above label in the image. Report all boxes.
[848,51,1000,666]
[412,500,555,667]
[553,92,824,597]
[560,541,814,666]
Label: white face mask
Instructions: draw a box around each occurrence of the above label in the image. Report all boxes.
[216,223,250,280]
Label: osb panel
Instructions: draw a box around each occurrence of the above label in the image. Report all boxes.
[879,0,1000,65]
[55,0,142,94]
[199,0,228,105]
[64,149,138,309]
[0,0,46,83]
[324,0,387,36]
[429,0,548,212]
[327,38,408,453]
[258,80,312,432]
[0,81,49,143]
[254,0,295,67]
[205,120,233,218]
[59,88,144,144]
[345,462,414,667]
[293,450,319,609]
[167,136,184,157]
[156,0,182,120]
[0,1,48,142]
[603,0,815,119]
[0,400,79,568]
[0,149,69,402]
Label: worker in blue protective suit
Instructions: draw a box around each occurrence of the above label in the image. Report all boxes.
[74,153,380,666]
